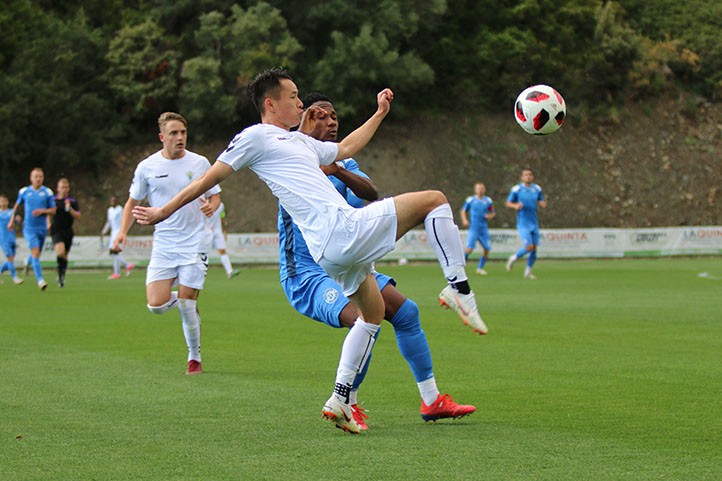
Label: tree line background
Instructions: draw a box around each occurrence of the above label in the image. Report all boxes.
[1,0,720,193]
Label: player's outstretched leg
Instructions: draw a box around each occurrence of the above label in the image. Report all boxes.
[424,204,487,334]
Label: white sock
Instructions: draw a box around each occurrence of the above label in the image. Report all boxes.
[424,204,467,283]
[113,255,121,275]
[349,390,359,405]
[509,254,518,263]
[118,254,128,267]
[525,266,532,276]
[147,291,179,314]
[334,319,379,401]
[178,298,201,362]
[418,377,441,406]
[220,254,233,275]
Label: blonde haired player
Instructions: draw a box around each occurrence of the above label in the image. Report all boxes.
[115,112,221,375]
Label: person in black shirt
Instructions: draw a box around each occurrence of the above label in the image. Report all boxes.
[49,178,81,287]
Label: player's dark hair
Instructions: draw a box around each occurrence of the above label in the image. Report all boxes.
[248,68,293,114]
[521,167,534,175]
[301,92,332,110]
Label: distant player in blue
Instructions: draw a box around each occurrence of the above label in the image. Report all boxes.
[9,168,57,290]
[277,93,476,431]
[0,194,24,285]
[460,181,495,275]
[505,167,547,279]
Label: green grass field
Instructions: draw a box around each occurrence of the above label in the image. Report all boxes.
[2,258,721,481]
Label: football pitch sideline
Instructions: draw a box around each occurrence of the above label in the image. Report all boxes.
[2,258,721,481]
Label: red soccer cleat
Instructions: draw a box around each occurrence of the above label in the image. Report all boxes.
[186,359,203,375]
[420,393,476,422]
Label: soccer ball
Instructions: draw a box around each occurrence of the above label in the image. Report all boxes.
[514,85,566,135]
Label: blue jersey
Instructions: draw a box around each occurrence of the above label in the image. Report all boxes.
[462,195,494,229]
[0,208,18,244]
[279,158,367,280]
[507,183,544,230]
[16,185,55,231]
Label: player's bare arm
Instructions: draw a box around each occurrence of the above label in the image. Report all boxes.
[506,201,522,211]
[133,161,233,225]
[114,197,140,250]
[460,209,470,227]
[539,200,548,208]
[336,89,393,161]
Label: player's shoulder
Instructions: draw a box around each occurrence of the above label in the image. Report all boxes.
[43,186,54,196]
[485,195,493,203]
[532,183,542,192]
[510,184,521,193]
[464,195,473,203]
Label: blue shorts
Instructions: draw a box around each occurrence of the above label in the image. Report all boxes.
[23,228,47,250]
[518,226,540,248]
[281,270,395,328]
[466,227,491,251]
[1,238,17,258]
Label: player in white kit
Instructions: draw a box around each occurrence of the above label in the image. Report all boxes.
[115,112,221,375]
[101,195,134,279]
[209,202,239,278]
[132,69,486,433]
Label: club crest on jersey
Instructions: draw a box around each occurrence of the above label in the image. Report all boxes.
[323,288,339,304]
[186,171,194,180]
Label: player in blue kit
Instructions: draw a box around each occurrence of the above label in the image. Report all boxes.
[0,194,24,285]
[505,168,547,279]
[460,182,495,275]
[278,93,475,430]
[8,168,56,290]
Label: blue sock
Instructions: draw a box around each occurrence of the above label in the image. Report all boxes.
[478,257,487,269]
[528,250,537,268]
[516,246,528,258]
[7,261,17,277]
[386,299,433,383]
[31,257,43,281]
[351,327,380,392]
[0,262,7,274]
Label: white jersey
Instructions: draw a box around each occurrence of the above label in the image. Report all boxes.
[217,124,346,260]
[129,149,221,253]
[106,205,123,242]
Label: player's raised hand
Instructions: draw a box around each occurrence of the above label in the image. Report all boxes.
[299,105,328,134]
[377,88,394,115]
[132,205,167,225]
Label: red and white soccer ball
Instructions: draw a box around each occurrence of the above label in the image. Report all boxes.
[514,84,566,135]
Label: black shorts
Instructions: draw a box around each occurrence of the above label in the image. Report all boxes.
[51,228,74,253]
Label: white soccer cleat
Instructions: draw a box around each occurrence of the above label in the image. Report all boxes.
[475,268,487,275]
[524,272,537,280]
[506,255,515,272]
[38,280,48,291]
[322,395,361,434]
[439,286,488,335]
[13,277,24,285]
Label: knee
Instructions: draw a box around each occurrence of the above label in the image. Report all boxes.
[147,304,166,315]
[427,190,448,206]
[392,299,420,331]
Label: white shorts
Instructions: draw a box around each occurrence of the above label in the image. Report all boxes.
[146,251,209,290]
[318,197,397,296]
